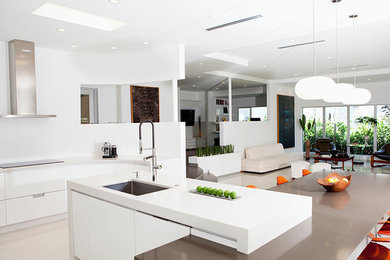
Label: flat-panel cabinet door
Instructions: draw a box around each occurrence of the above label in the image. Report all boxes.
[0,201,6,226]
[5,166,67,199]
[6,190,67,225]
[135,211,190,255]
[71,191,135,260]
[0,173,4,200]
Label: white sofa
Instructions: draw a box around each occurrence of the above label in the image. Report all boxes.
[241,143,302,173]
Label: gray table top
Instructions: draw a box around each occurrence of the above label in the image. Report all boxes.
[136,171,390,260]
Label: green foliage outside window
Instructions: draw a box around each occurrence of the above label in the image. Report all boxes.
[302,117,390,155]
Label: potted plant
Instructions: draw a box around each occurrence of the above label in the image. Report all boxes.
[189,145,241,177]
[299,114,315,160]
[355,116,378,146]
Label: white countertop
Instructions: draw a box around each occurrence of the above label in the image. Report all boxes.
[68,171,312,254]
[0,154,180,171]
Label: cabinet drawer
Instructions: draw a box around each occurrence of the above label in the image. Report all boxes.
[0,201,5,227]
[5,166,67,199]
[191,228,237,249]
[6,190,67,225]
[0,173,4,200]
[135,211,190,255]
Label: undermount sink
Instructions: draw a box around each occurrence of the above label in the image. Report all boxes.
[103,180,169,196]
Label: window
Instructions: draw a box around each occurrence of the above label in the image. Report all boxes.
[325,107,348,153]
[303,105,389,155]
[238,107,267,121]
[377,105,390,150]
[302,107,323,151]
[350,106,374,155]
[238,108,250,121]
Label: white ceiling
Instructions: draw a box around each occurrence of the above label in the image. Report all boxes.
[1,0,390,90]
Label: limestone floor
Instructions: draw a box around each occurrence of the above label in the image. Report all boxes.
[1,162,389,260]
[0,219,69,260]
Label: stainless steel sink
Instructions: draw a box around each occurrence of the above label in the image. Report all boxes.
[103,181,169,196]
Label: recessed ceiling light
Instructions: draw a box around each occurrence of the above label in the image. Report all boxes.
[244,85,247,87]
[108,0,120,4]
[57,28,66,32]
[32,3,127,31]
[294,74,298,76]
[291,39,296,43]
[351,68,355,70]
[197,76,201,78]
[71,45,77,48]
[222,81,225,84]
[367,78,372,81]
[198,62,203,65]
[328,56,332,59]
[262,65,267,68]
[143,41,149,45]
[192,85,196,87]
[216,87,219,90]
[111,46,117,50]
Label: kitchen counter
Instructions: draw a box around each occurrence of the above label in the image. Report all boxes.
[67,171,311,255]
[135,171,390,260]
[0,155,170,171]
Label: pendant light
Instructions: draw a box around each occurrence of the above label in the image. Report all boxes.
[342,15,371,104]
[295,0,335,100]
[323,0,354,103]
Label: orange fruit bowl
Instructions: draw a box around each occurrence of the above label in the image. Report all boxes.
[317,173,352,192]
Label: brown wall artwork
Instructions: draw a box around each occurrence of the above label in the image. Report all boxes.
[131,85,160,123]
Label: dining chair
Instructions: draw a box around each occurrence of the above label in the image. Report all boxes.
[277,176,289,185]
[291,161,310,179]
[311,163,332,173]
[358,242,390,260]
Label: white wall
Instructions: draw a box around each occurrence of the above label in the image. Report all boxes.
[0,42,185,168]
[207,86,266,146]
[179,90,206,138]
[220,83,297,158]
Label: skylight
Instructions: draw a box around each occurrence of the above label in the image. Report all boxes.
[32,2,127,31]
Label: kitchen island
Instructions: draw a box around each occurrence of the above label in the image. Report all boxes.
[67,171,311,260]
[135,171,390,260]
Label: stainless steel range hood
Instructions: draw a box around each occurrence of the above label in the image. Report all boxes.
[0,40,56,118]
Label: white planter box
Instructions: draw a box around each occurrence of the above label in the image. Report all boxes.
[188,153,241,177]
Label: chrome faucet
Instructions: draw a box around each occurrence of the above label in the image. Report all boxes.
[138,120,162,182]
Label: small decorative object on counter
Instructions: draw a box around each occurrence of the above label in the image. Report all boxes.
[317,173,352,192]
[191,186,240,200]
[101,142,118,158]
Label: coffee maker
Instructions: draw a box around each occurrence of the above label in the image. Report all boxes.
[101,142,118,158]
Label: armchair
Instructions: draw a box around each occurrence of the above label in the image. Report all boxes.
[371,143,390,167]
[312,138,337,156]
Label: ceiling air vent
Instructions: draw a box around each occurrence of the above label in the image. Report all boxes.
[206,14,262,31]
[278,40,325,49]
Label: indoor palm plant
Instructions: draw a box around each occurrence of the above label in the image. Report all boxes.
[299,114,315,160]
[355,116,378,146]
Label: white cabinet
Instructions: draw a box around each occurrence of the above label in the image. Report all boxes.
[6,190,67,225]
[5,166,67,199]
[135,211,190,255]
[0,201,6,227]
[71,192,135,260]
[0,173,5,200]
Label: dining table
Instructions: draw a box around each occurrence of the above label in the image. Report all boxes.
[136,170,390,260]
